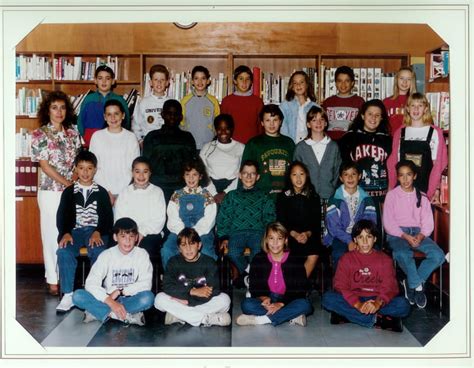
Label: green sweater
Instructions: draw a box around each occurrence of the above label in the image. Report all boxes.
[241,134,295,194]
[216,186,276,240]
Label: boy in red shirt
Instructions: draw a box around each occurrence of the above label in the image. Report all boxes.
[322,219,410,332]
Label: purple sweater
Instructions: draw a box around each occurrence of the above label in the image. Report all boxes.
[382,186,434,237]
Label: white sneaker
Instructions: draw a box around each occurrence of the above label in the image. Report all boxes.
[202,312,231,327]
[289,314,307,327]
[56,293,74,312]
[236,314,257,326]
[83,311,98,323]
[243,275,250,288]
[164,312,185,325]
[124,312,146,326]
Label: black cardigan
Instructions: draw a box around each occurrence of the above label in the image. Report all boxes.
[248,251,310,305]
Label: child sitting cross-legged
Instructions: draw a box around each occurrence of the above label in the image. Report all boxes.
[154,227,231,327]
[322,219,411,332]
[236,222,313,327]
[72,217,154,326]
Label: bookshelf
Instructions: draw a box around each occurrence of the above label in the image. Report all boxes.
[14,22,446,264]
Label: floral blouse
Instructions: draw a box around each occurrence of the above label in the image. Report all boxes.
[31,123,82,191]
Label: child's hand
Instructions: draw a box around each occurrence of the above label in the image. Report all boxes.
[170,297,189,305]
[89,231,104,248]
[431,189,441,205]
[348,241,358,251]
[265,302,284,315]
[295,232,310,244]
[214,192,226,204]
[260,296,271,306]
[402,233,419,248]
[109,300,127,320]
[58,233,73,248]
[219,240,229,253]
[190,285,213,298]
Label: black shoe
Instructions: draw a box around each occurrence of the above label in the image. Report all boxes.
[375,314,403,333]
[401,279,415,305]
[232,272,247,289]
[414,287,427,309]
[330,312,349,325]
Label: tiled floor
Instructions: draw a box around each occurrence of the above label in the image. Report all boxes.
[16,265,448,348]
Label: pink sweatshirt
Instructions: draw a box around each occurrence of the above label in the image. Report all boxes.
[386,124,448,200]
[382,186,434,237]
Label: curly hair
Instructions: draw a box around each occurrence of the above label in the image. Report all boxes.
[37,90,76,129]
[348,99,390,135]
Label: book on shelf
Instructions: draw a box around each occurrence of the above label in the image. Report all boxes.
[426,91,450,130]
[440,167,449,205]
[16,87,47,117]
[252,67,261,98]
[429,53,445,81]
[411,63,425,94]
[15,128,32,158]
[15,159,38,195]
[123,88,139,117]
[70,89,93,115]
[16,54,52,81]
[53,55,119,81]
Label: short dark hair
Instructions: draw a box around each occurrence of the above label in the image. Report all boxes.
[335,65,355,82]
[113,217,138,235]
[95,64,115,79]
[305,105,329,138]
[74,150,97,168]
[182,156,210,187]
[259,104,284,122]
[213,113,235,132]
[349,99,390,135]
[149,64,169,80]
[351,219,379,240]
[240,159,260,174]
[132,156,152,172]
[191,65,210,79]
[162,99,182,114]
[177,227,201,247]
[104,99,125,114]
[395,159,418,176]
[233,65,253,81]
[339,161,359,176]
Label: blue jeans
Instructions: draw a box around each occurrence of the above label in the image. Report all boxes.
[57,226,108,294]
[322,291,411,328]
[73,289,154,322]
[161,232,216,269]
[227,230,263,274]
[387,227,445,289]
[241,293,313,326]
[330,238,348,272]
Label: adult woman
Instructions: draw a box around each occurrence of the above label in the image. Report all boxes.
[31,91,82,295]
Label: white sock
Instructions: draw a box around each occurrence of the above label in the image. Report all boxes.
[415,284,423,291]
[245,264,250,273]
[64,292,73,297]
[255,315,271,325]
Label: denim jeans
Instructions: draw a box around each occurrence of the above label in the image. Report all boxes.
[241,292,313,326]
[322,291,411,328]
[57,226,108,294]
[73,289,155,322]
[161,232,216,269]
[330,238,348,272]
[227,230,263,274]
[387,227,445,289]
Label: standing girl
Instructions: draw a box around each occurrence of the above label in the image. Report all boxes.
[235,222,313,326]
[383,67,417,133]
[161,157,217,268]
[200,114,245,204]
[383,160,445,308]
[280,71,319,143]
[114,156,167,258]
[276,161,323,278]
[89,99,140,205]
[387,93,448,204]
[31,91,82,295]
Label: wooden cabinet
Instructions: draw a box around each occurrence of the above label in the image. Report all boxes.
[16,196,43,264]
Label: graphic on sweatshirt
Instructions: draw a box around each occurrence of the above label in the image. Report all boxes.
[112,268,135,288]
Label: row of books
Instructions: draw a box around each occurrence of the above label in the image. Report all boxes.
[429,50,449,81]
[16,54,52,81]
[53,56,120,81]
[426,91,450,130]
[15,128,32,159]
[440,168,449,205]
[15,159,38,195]
[15,87,47,117]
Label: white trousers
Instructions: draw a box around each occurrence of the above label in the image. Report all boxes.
[154,292,231,326]
[37,190,62,284]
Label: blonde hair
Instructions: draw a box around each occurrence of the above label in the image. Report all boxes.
[391,66,417,100]
[403,92,433,127]
[261,222,289,253]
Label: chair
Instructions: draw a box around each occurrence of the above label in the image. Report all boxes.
[78,246,89,287]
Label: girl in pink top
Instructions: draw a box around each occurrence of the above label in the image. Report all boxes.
[383,160,445,309]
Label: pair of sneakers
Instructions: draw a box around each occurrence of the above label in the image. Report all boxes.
[56,293,74,312]
[402,279,427,309]
[164,312,231,327]
[236,314,307,327]
[83,311,146,326]
[330,312,403,333]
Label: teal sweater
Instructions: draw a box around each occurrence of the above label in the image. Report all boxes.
[216,186,276,240]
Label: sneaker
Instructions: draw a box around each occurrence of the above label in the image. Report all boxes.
[289,314,307,327]
[243,275,250,288]
[124,312,146,326]
[236,314,257,326]
[414,288,427,309]
[232,273,247,289]
[375,314,403,333]
[330,312,349,325]
[202,312,231,327]
[164,312,185,325]
[83,311,98,323]
[56,293,74,312]
[401,279,415,305]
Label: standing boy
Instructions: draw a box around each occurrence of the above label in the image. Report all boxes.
[241,104,295,195]
[154,228,231,327]
[73,217,154,326]
[322,219,410,332]
[56,150,113,312]
[78,65,131,147]
[322,66,365,140]
[180,65,220,150]
[132,64,170,147]
[323,162,377,270]
[143,99,197,203]
[216,160,276,287]
[220,65,264,144]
